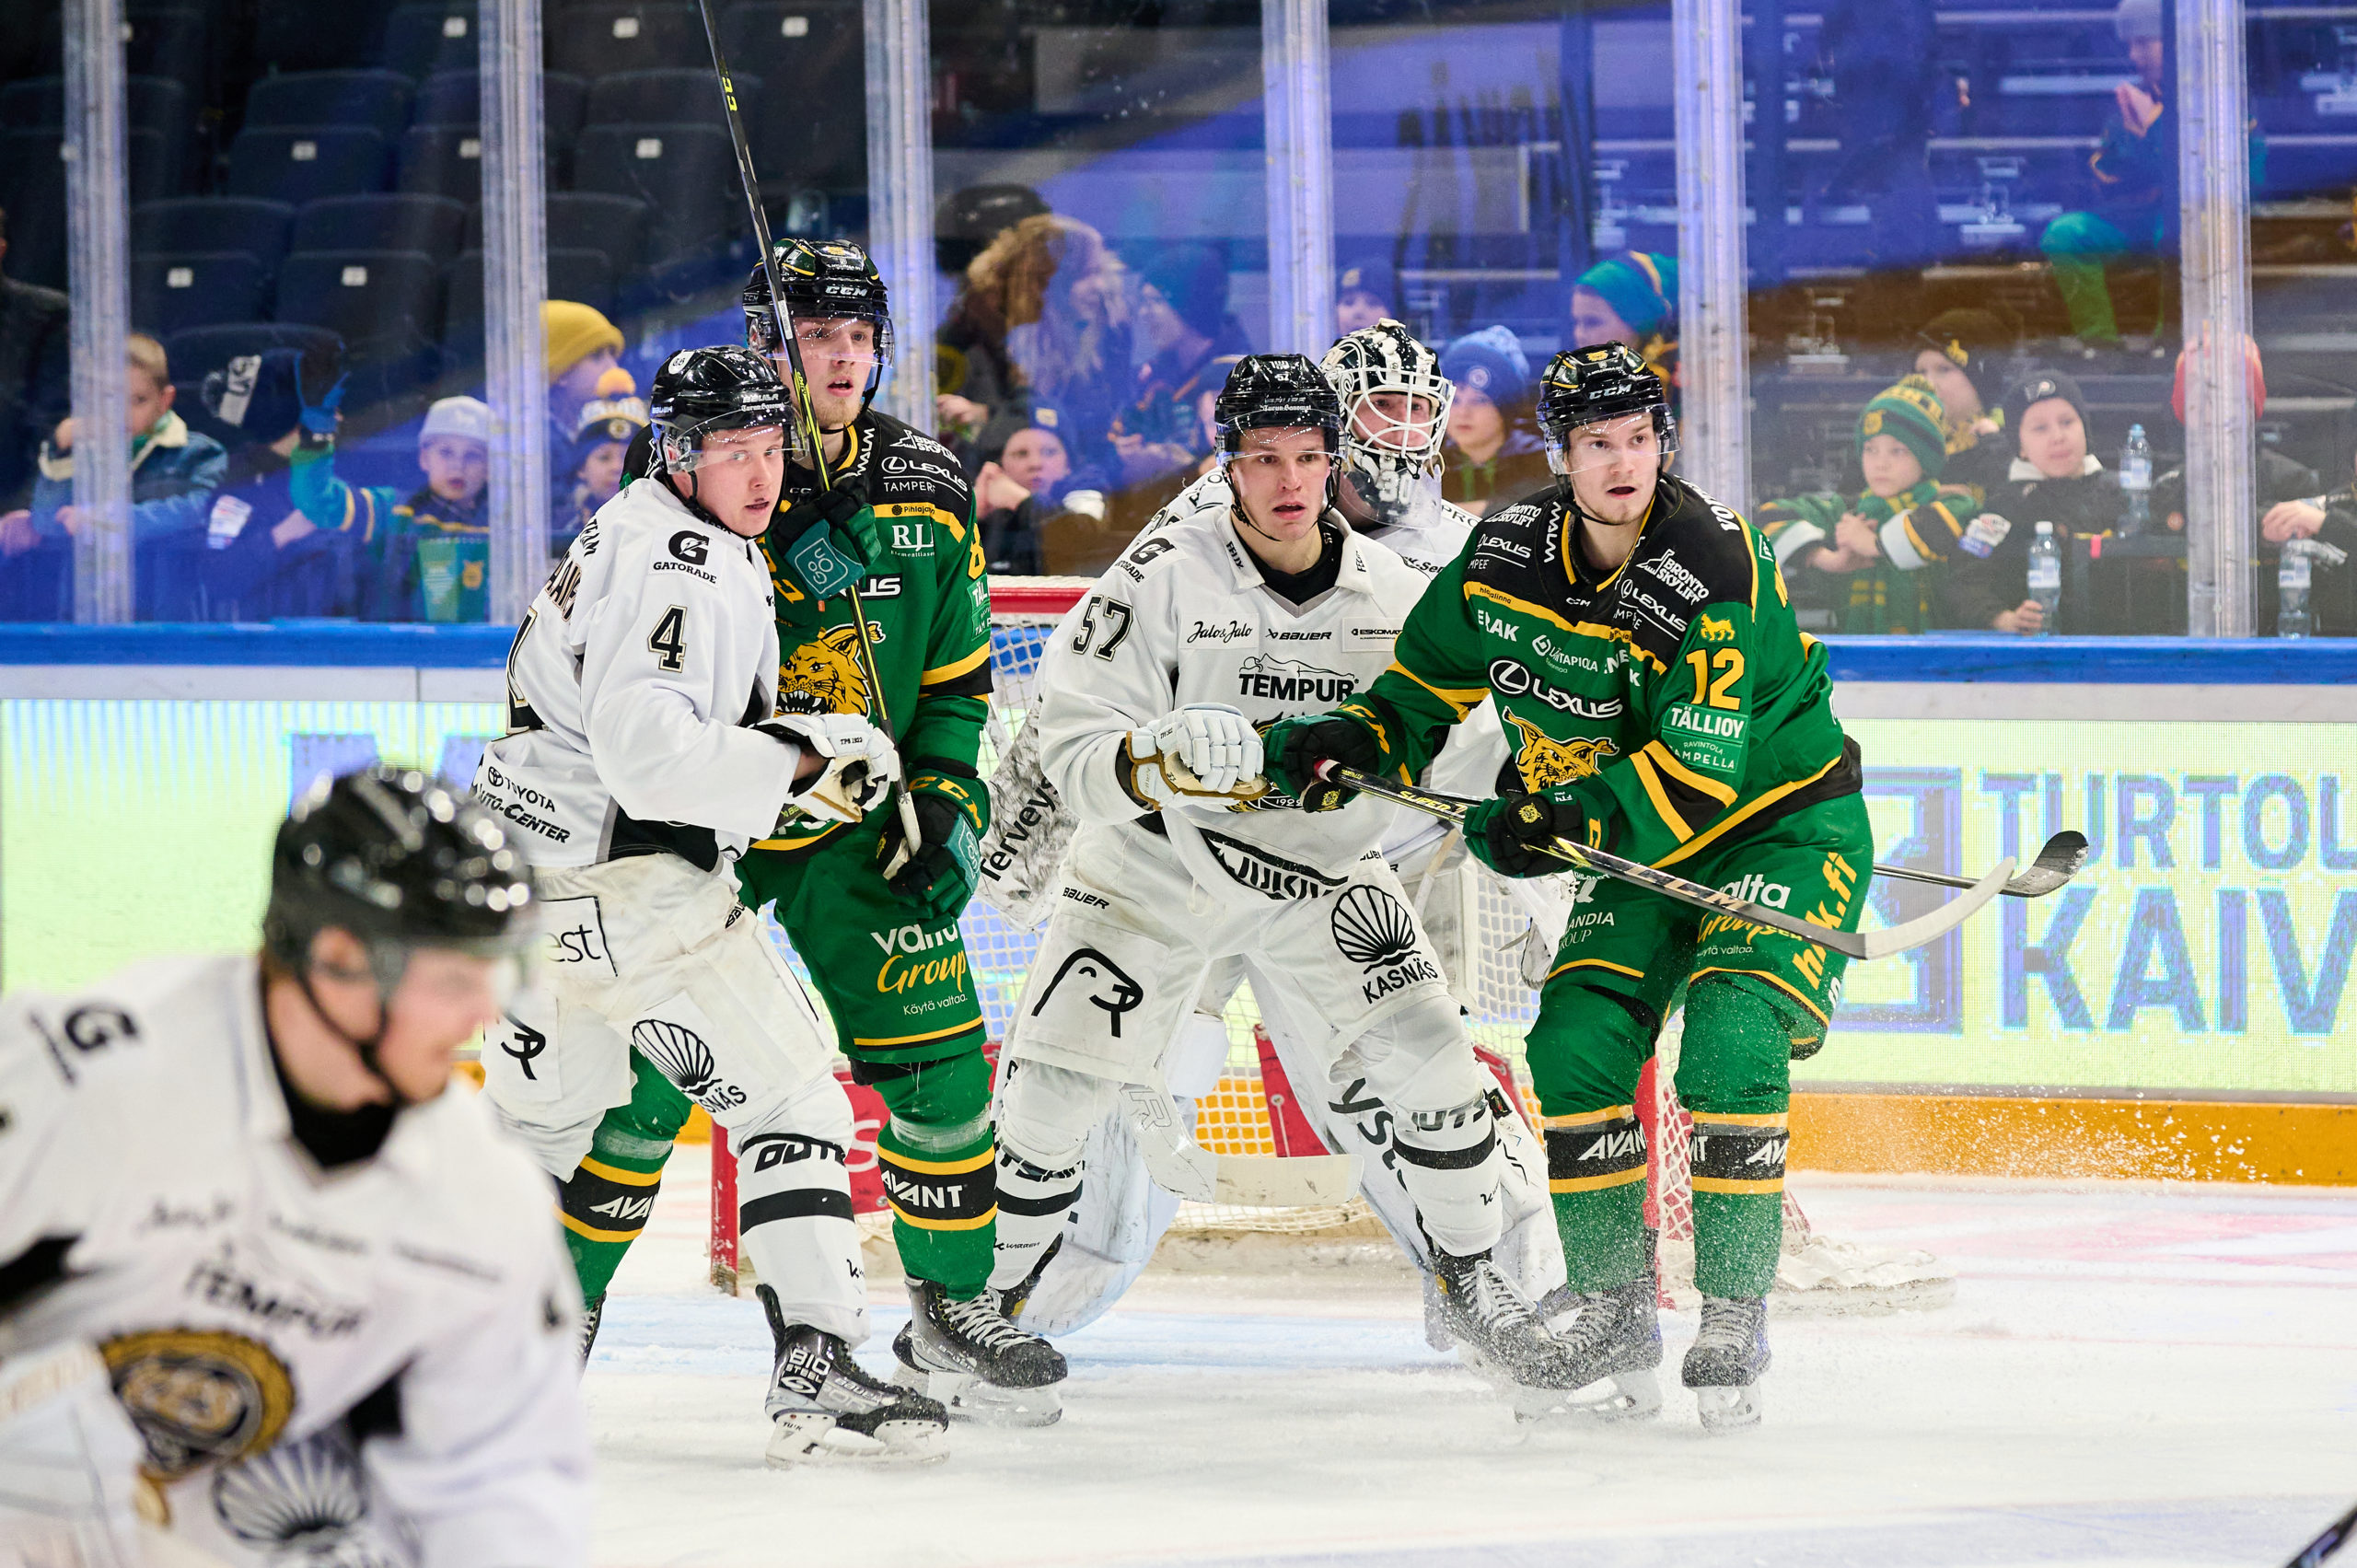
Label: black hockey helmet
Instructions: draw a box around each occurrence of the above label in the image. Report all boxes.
[1213,353,1344,459]
[263,766,534,983]
[648,344,800,473]
[1536,342,1678,480]
[742,238,896,373]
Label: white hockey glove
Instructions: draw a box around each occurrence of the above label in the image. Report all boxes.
[0,1342,159,1568]
[760,712,902,827]
[1121,704,1269,807]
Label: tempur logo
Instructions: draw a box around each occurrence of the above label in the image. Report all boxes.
[1237,655,1356,704]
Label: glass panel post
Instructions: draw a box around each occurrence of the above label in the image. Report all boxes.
[2177,0,2256,636]
[865,0,935,432]
[64,0,133,624]
[481,0,550,623]
[1674,0,1751,508]
[1264,0,1333,359]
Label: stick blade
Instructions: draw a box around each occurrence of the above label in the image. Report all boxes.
[2005,830,2090,898]
[1213,1153,1357,1208]
[1854,854,2015,960]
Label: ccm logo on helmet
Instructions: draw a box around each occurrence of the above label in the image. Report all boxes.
[668,531,710,565]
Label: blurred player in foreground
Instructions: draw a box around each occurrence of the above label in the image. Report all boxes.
[0,767,589,1566]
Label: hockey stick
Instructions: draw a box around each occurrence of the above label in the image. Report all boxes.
[2286,1498,2357,1568]
[1314,762,2011,962]
[694,0,923,867]
[1118,1083,1357,1207]
[1871,830,2090,900]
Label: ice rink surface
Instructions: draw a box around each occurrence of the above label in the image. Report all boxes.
[587,1144,2356,1568]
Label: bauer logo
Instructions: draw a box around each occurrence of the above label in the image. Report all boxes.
[1030,948,1145,1037]
[1237,656,1356,704]
[1202,829,1348,900]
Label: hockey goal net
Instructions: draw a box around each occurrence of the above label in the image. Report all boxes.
[712,578,1952,1311]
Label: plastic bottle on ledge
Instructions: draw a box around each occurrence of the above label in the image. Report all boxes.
[2026,520,2061,636]
[2119,424,2152,537]
[2279,541,2313,639]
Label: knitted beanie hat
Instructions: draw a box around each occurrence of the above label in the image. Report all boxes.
[1857,376,1949,479]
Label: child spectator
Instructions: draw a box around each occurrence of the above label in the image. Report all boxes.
[1570,253,1679,401]
[554,366,647,554]
[1109,244,1251,489]
[196,346,372,620]
[1758,376,1988,633]
[1438,327,1551,517]
[1945,371,2121,633]
[1335,259,1398,337]
[19,332,226,619]
[367,396,492,622]
[974,404,1112,575]
[1910,307,2022,500]
[544,299,624,482]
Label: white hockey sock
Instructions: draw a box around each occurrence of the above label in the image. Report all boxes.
[730,1080,866,1345]
[989,1062,1108,1293]
[1391,1093,1506,1259]
[989,1144,1084,1293]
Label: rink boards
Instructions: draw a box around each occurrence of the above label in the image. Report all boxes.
[2,628,2352,1179]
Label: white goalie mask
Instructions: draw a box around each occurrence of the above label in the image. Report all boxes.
[1320,319,1454,523]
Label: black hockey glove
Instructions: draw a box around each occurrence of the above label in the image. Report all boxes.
[1465,789,1586,879]
[769,477,877,599]
[1262,712,1384,812]
[879,772,985,922]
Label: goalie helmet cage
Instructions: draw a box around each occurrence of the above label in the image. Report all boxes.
[710,577,1953,1311]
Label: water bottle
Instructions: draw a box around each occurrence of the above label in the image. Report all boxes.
[2279,541,2313,639]
[2026,520,2061,635]
[2119,424,2153,537]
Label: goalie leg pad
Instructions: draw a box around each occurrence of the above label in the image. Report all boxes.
[1349,990,1504,1259]
[989,1062,1115,1293]
[1676,975,1796,1299]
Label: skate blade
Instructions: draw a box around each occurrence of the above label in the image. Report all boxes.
[1694,1382,1763,1432]
[1513,1368,1663,1425]
[764,1411,950,1468]
[896,1362,1064,1427]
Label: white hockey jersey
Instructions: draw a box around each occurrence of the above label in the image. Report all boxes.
[0,955,591,1568]
[476,477,795,869]
[1037,494,1445,904]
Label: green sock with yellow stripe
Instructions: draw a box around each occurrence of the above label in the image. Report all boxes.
[558,1057,697,1302]
[1686,1112,1787,1297]
[876,1121,998,1298]
[1543,1105,1652,1293]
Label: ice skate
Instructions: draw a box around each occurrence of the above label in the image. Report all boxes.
[891,1279,1067,1426]
[761,1294,948,1468]
[578,1295,605,1365]
[1431,1249,1588,1410]
[1513,1277,1664,1423]
[1683,1295,1770,1430]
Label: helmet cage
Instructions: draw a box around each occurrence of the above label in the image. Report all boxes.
[1321,322,1454,515]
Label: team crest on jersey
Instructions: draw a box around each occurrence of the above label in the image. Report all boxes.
[1505,714,1617,789]
[776,624,870,715]
[101,1328,296,1481]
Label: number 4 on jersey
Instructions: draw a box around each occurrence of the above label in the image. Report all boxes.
[648,606,689,672]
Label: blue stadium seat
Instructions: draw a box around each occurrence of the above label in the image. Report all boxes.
[466,191,650,288]
[134,252,273,337]
[719,2,861,180]
[227,127,392,203]
[384,3,480,79]
[546,6,700,80]
[442,247,618,344]
[414,70,587,143]
[273,250,446,362]
[293,193,468,264]
[394,124,481,201]
[0,75,191,192]
[242,70,417,143]
[573,123,735,264]
[253,0,408,72]
[0,127,170,290]
[132,199,296,278]
[584,68,757,131]
[121,9,206,87]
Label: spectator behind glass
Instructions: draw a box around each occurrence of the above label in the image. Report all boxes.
[1757,376,1991,633]
[1945,371,2119,633]
[936,214,1132,484]
[544,299,624,480]
[2262,439,2357,637]
[1109,244,1252,489]
[0,204,71,513]
[2038,0,2265,360]
[975,406,1109,575]
[194,345,377,620]
[367,396,493,622]
[1910,307,2022,500]
[1570,253,1679,405]
[1814,0,1943,269]
[555,366,648,555]
[2154,336,2316,535]
[15,333,226,619]
[1438,327,1550,517]
[1334,258,1398,337]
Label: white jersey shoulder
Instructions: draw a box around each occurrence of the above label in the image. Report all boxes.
[1359,487,1478,577]
[1035,499,1429,893]
[476,477,795,869]
[0,953,591,1568]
